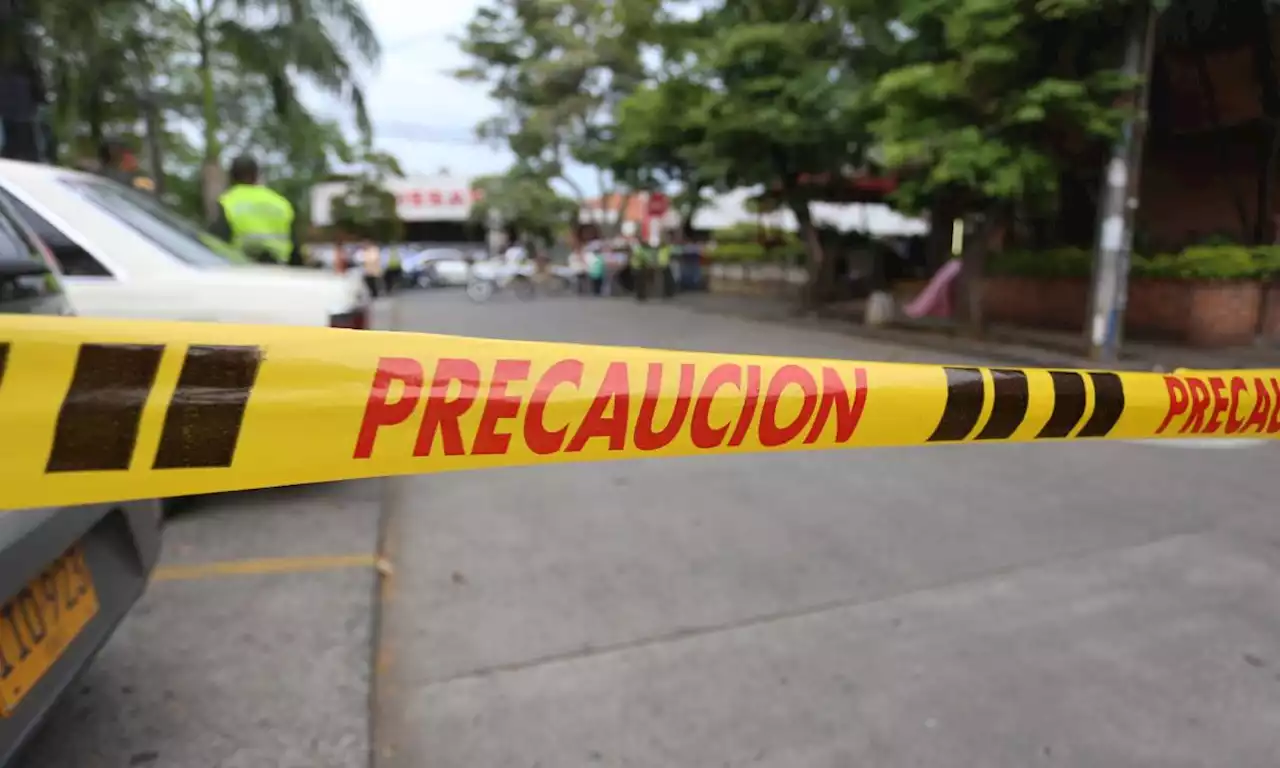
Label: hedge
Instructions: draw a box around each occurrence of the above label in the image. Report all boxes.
[986,244,1280,281]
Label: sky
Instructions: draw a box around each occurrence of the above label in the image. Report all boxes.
[309,0,598,195]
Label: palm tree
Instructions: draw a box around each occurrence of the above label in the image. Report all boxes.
[28,0,184,161]
[189,0,382,214]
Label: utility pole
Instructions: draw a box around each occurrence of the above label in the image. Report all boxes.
[1087,0,1159,362]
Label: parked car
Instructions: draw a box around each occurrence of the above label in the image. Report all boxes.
[401,247,477,288]
[0,159,372,329]
[0,192,163,762]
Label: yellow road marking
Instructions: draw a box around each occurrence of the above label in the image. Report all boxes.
[153,553,379,582]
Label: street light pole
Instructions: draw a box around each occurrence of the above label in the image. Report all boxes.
[1087,1,1159,362]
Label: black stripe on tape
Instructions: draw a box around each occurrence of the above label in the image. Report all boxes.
[975,368,1029,440]
[47,344,164,473]
[1077,372,1126,438]
[928,367,985,442]
[0,342,8,387]
[153,345,262,469]
[1037,371,1087,439]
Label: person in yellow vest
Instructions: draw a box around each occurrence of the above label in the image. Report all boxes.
[630,239,654,302]
[209,155,303,266]
[657,241,676,299]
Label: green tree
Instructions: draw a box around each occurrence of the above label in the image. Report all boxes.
[606,11,718,236]
[186,0,380,214]
[684,0,867,308]
[26,0,189,160]
[863,0,1139,333]
[454,0,661,230]
[330,148,406,244]
[471,168,579,246]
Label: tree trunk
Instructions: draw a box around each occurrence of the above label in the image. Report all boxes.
[956,213,1006,338]
[196,8,222,221]
[790,197,830,311]
[86,90,104,150]
[926,193,961,272]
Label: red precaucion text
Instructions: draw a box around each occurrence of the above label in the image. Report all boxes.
[352,357,870,459]
[1156,374,1280,435]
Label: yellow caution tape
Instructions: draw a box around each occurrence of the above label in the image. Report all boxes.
[0,315,1277,512]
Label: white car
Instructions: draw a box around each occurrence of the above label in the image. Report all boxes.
[401,247,480,287]
[0,159,371,328]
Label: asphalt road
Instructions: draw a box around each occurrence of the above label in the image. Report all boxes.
[377,290,1280,768]
[16,288,1280,767]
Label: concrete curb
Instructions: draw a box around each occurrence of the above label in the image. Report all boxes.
[679,298,1158,370]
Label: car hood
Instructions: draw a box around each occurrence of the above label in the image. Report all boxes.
[210,264,369,310]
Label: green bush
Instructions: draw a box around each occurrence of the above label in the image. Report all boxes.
[987,247,1092,278]
[707,242,768,262]
[775,240,808,264]
[988,243,1280,281]
[1132,246,1258,279]
[1252,245,1280,278]
[712,223,768,244]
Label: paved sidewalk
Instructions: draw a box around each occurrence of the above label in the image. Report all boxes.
[682,292,1280,370]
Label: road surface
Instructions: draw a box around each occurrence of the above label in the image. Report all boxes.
[18,289,1280,767]
[376,291,1280,767]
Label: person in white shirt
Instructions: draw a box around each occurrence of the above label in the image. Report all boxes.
[360,242,385,297]
[567,247,590,294]
[502,243,527,267]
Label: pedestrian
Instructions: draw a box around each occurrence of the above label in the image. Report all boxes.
[361,241,385,297]
[587,248,605,295]
[98,138,156,193]
[209,155,303,266]
[568,246,589,294]
[385,244,403,293]
[631,239,654,302]
[657,239,676,299]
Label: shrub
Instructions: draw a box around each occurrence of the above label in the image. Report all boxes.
[988,244,1277,281]
[707,242,767,262]
[1252,246,1280,278]
[986,247,1092,278]
[1132,246,1258,279]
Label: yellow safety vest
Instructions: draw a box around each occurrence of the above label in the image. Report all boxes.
[219,184,295,264]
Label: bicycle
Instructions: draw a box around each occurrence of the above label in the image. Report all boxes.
[465,261,573,303]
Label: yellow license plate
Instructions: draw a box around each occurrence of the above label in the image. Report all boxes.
[0,546,98,715]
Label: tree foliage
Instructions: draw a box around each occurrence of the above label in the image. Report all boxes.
[470,168,579,245]
[865,0,1135,214]
[454,0,661,223]
[11,0,396,226]
[330,148,406,244]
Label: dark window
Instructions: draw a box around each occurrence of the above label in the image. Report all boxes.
[0,193,66,313]
[0,189,113,277]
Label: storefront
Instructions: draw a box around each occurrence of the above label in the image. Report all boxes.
[309,175,487,243]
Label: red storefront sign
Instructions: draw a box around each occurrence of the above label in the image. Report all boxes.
[394,188,485,209]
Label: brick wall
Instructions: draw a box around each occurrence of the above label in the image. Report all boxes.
[983,277,1268,347]
[1143,26,1280,249]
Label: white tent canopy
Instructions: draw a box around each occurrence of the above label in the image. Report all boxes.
[690,187,928,237]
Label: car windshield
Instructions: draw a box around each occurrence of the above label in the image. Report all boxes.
[65,177,254,268]
[0,194,65,312]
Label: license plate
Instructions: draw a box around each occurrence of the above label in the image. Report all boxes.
[0,546,98,715]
